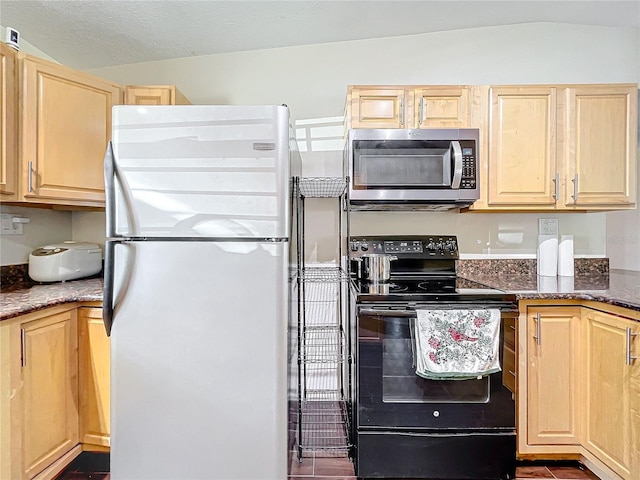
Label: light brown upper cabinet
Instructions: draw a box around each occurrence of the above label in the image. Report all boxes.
[0,43,18,200]
[20,55,123,207]
[346,85,471,129]
[125,85,191,105]
[470,84,637,211]
[414,86,470,128]
[564,85,637,208]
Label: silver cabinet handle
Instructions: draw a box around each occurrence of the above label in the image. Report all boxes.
[533,313,541,345]
[20,328,26,367]
[419,97,425,125]
[508,370,517,377]
[27,161,33,192]
[509,325,516,331]
[626,327,638,365]
[571,174,579,203]
[399,98,404,127]
[450,141,463,189]
[552,173,559,200]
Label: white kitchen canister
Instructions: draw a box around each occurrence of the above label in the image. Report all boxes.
[537,234,558,276]
[558,235,575,277]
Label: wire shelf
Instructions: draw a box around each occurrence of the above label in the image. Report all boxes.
[300,400,350,454]
[299,177,347,198]
[303,326,345,364]
[302,267,349,283]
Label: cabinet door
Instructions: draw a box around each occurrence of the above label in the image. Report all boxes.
[631,347,640,480]
[21,309,78,479]
[125,85,190,105]
[487,86,558,206]
[502,315,517,394]
[349,87,410,128]
[21,56,122,206]
[0,43,18,199]
[564,85,637,207]
[526,307,581,445]
[78,307,110,449]
[583,311,636,479]
[414,86,470,128]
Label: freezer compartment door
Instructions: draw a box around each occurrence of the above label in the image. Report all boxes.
[110,105,291,238]
[109,241,288,479]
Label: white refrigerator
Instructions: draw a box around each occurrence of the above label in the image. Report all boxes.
[103,105,300,479]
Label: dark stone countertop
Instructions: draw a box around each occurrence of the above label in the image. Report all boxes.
[460,269,640,314]
[2,269,639,322]
[0,278,103,321]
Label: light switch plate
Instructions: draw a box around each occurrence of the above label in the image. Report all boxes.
[539,218,558,236]
[1,214,23,235]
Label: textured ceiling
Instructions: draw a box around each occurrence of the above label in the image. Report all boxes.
[1,0,639,70]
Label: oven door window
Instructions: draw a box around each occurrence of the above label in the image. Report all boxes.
[353,140,452,189]
[383,326,489,403]
[357,311,515,430]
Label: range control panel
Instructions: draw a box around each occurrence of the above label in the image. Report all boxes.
[349,235,459,258]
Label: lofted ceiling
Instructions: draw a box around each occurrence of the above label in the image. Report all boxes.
[0,0,639,70]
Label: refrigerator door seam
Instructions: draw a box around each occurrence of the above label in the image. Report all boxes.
[106,236,289,243]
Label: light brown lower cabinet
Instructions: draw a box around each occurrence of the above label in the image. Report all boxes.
[0,304,81,480]
[518,300,640,480]
[582,310,639,479]
[78,306,110,450]
[0,302,110,480]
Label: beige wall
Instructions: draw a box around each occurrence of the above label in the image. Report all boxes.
[0,205,72,265]
[0,25,59,62]
[2,22,638,267]
[85,22,639,266]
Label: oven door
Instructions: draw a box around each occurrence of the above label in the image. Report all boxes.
[356,305,516,431]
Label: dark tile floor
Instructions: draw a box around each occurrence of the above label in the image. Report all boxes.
[57,452,601,479]
[289,454,601,479]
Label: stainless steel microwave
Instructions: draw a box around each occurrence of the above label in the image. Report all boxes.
[345,128,480,210]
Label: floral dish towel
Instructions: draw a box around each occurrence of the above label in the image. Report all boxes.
[413,309,501,380]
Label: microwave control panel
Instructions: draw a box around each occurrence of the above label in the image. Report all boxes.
[460,140,477,189]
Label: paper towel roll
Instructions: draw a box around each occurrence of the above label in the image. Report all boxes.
[537,234,558,276]
[558,235,574,277]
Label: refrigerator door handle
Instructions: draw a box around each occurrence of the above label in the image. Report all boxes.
[103,240,115,336]
[104,142,117,239]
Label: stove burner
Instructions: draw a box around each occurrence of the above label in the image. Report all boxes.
[417,281,456,292]
[389,283,409,292]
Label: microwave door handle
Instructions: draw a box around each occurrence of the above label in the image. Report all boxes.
[451,141,463,189]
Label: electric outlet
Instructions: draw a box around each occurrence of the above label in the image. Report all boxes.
[539,218,558,236]
[1,214,23,235]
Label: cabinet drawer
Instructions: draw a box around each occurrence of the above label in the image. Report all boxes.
[504,317,516,349]
[502,345,516,394]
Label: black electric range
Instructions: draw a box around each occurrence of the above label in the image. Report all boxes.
[348,235,518,480]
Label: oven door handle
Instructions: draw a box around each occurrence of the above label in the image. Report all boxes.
[359,308,417,318]
[359,307,520,318]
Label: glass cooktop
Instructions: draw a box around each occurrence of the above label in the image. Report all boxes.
[354,276,512,303]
